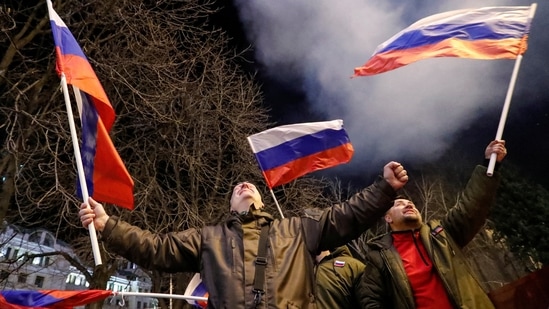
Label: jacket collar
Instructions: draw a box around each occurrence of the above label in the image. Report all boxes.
[319,245,353,263]
[227,208,274,228]
[369,224,428,250]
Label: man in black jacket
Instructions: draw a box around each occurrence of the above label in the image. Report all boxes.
[80,161,409,308]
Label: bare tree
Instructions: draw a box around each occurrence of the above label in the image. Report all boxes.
[1,1,330,308]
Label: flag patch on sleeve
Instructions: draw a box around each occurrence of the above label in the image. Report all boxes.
[431,225,444,236]
[334,260,346,267]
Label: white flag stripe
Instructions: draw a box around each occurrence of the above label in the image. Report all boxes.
[46,0,68,28]
[409,6,530,29]
[247,119,344,153]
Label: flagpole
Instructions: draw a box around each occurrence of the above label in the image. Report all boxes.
[486,55,522,176]
[487,3,537,176]
[114,291,208,302]
[60,74,103,265]
[269,189,285,219]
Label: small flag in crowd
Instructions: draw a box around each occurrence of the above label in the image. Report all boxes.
[47,0,134,209]
[247,119,354,188]
[0,289,112,308]
[354,5,536,76]
[184,273,209,309]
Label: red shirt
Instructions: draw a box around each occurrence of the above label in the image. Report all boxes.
[392,230,453,309]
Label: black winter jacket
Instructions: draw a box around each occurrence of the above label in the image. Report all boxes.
[101,177,397,308]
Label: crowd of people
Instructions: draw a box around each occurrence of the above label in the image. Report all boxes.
[79,140,507,308]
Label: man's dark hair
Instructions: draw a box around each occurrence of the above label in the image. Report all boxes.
[393,193,412,202]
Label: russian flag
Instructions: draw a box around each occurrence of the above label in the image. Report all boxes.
[0,289,112,308]
[184,273,209,309]
[47,0,134,209]
[354,5,536,77]
[334,260,346,268]
[247,119,354,189]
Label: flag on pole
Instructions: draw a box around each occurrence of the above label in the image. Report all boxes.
[354,5,535,76]
[47,0,134,209]
[0,289,112,308]
[247,119,354,188]
[184,273,209,309]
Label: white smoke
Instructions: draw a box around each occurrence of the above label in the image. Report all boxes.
[233,0,544,180]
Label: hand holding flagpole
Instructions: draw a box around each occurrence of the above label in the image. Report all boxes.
[47,0,134,266]
[486,55,522,176]
[352,3,537,176]
[59,74,102,265]
[488,3,537,176]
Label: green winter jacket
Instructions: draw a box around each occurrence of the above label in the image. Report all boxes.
[101,177,397,309]
[358,165,500,309]
[315,245,365,309]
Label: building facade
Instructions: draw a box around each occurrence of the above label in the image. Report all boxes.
[0,223,156,308]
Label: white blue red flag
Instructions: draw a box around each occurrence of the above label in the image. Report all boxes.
[47,0,134,209]
[247,119,354,188]
[184,273,209,309]
[354,5,535,76]
[334,260,346,267]
[0,289,112,308]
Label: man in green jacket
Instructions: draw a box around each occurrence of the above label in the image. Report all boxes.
[315,245,365,308]
[80,161,409,308]
[357,140,507,309]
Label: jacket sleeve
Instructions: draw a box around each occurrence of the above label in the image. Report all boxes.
[442,165,501,247]
[101,216,201,273]
[352,261,367,306]
[302,177,397,253]
[357,258,387,309]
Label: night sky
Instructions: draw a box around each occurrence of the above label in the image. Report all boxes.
[216,0,549,189]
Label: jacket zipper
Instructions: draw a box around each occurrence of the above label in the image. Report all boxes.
[428,232,459,308]
[231,238,236,273]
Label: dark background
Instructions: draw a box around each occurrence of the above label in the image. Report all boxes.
[213,0,549,189]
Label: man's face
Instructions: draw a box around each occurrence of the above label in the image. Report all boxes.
[230,182,263,212]
[385,198,422,230]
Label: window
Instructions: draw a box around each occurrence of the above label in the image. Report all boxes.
[12,249,19,259]
[137,301,141,309]
[1,247,11,259]
[42,234,55,247]
[34,276,44,288]
[18,274,28,284]
[31,256,51,267]
[28,232,41,244]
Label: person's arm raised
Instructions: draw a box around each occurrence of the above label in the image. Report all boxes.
[383,161,409,191]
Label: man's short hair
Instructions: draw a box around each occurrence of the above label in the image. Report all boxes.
[393,193,412,202]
